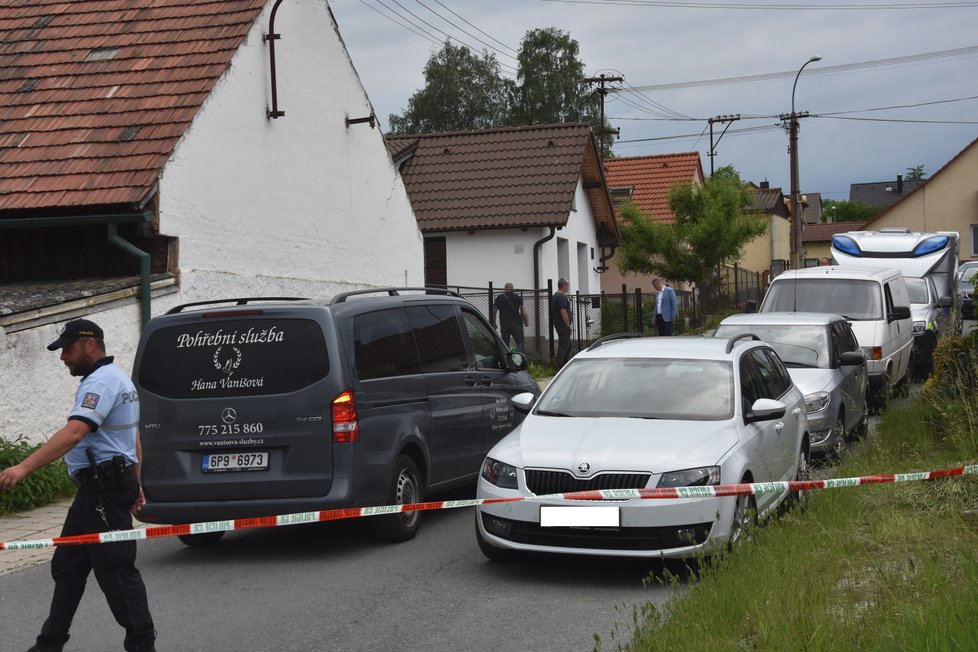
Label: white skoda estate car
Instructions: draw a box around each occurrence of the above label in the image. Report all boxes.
[475,334,810,560]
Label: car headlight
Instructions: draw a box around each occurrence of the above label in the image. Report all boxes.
[913,320,926,333]
[804,391,830,414]
[481,457,519,489]
[657,466,720,488]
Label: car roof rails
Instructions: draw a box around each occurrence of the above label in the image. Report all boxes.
[725,332,761,354]
[166,297,308,315]
[586,332,644,351]
[330,287,461,304]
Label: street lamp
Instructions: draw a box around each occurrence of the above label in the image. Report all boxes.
[788,55,821,269]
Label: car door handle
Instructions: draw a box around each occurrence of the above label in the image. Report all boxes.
[792,407,802,418]
[479,374,494,387]
[775,422,785,433]
[464,375,478,387]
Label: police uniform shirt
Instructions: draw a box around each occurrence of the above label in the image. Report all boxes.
[65,357,139,476]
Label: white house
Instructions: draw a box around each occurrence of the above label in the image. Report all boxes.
[0,0,423,443]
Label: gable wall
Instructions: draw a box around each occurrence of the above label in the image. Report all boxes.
[868,143,978,261]
[153,0,423,309]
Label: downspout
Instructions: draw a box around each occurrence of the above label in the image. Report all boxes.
[533,226,558,346]
[107,224,151,327]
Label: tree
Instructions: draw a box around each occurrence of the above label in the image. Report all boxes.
[512,28,602,134]
[821,198,880,223]
[616,166,767,313]
[905,164,926,181]
[388,42,513,134]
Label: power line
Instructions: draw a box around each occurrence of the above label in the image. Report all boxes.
[541,0,978,9]
[623,44,978,92]
[813,115,978,124]
[818,94,978,116]
[412,0,520,62]
[430,0,517,54]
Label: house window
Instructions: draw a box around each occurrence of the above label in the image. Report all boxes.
[971,224,978,257]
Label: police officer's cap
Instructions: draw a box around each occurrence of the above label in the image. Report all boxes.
[47,319,104,351]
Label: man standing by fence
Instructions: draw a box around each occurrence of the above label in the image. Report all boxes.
[652,278,679,336]
[551,278,573,368]
[491,283,529,352]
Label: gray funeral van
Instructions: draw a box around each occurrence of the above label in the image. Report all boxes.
[133,289,540,546]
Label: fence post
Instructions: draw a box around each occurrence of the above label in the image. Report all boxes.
[620,284,628,333]
[547,278,555,363]
[488,281,494,324]
[634,288,643,333]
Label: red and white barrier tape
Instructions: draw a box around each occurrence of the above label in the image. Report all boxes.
[2,463,976,551]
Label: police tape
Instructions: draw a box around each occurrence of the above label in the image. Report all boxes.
[2,463,977,551]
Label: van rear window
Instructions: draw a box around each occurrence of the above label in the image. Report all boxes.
[138,319,329,398]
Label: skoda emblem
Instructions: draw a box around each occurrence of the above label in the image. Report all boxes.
[577,462,591,476]
[221,407,237,424]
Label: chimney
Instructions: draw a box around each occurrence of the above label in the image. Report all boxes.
[897,174,903,194]
[760,179,770,189]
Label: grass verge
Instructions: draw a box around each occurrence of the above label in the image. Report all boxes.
[606,398,978,651]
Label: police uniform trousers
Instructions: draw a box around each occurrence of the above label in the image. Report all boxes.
[33,472,155,652]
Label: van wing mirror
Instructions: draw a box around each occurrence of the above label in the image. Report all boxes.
[889,305,911,322]
[744,299,757,313]
[840,351,865,366]
[506,351,529,372]
[938,296,953,308]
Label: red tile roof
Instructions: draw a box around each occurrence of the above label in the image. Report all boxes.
[0,0,267,213]
[801,221,869,243]
[386,123,617,241]
[602,153,703,223]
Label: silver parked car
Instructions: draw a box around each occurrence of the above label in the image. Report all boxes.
[714,313,868,458]
[475,334,809,560]
[957,261,978,320]
[904,276,952,378]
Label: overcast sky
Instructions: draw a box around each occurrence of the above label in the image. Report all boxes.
[328,0,978,202]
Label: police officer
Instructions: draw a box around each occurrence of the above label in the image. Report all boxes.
[0,319,156,652]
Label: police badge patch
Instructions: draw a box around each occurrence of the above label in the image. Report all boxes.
[81,393,100,410]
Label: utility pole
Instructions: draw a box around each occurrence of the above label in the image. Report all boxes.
[782,55,821,270]
[707,114,740,177]
[584,74,623,155]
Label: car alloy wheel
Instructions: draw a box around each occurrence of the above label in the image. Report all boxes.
[729,491,757,550]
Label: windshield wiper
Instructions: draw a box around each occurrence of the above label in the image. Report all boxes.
[535,409,571,417]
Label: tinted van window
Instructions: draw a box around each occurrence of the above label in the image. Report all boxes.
[765,279,883,320]
[461,309,503,370]
[354,308,421,380]
[406,305,468,373]
[138,319,329,398]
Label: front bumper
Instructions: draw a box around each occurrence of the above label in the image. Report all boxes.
[806,411,840,456]
[476,481,732,559]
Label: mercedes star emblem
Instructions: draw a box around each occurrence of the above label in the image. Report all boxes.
[221,407,237,424]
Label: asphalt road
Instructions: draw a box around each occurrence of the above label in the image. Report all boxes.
[0,487,680,651]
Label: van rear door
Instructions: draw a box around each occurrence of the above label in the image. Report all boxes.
[135,312,337,506]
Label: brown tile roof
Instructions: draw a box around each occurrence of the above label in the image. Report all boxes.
[750,187,788,217]
[386,123,617,242]
[602,153,703,223]
[801,221,869,243]
[0,0,267,213]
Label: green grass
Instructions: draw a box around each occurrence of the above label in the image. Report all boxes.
[604,399,978,651]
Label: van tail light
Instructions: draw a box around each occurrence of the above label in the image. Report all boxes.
[332,390,360,443]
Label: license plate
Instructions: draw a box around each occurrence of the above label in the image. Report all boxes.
[540,506,620,527]
[202,451,269,473]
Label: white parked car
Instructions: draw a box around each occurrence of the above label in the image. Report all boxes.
[475,334,810,560]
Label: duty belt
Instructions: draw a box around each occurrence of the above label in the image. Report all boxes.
[72,464,134,488]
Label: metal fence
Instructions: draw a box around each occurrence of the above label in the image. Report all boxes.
[447,270,765,366]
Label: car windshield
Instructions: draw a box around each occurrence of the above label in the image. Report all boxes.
[714,324,828,368]
[535,357,734,421]
[903,277,929,304]
[763,278,882,320]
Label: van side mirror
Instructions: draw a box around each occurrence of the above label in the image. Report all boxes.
[507,352,529,372]
[744,299,757,313]
[938,296,953,308]
[889,305,911,322]
[840,351,865,366]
